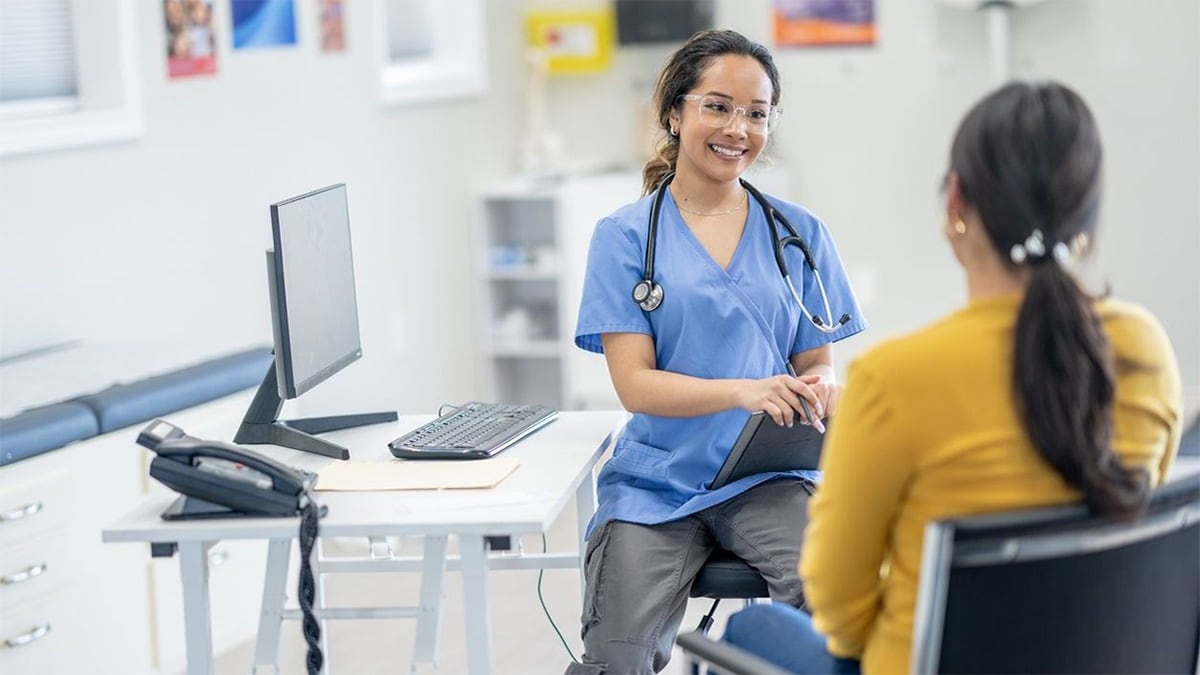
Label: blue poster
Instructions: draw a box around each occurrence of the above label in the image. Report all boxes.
[232,0,297,49]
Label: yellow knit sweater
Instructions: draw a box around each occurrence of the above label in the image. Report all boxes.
[800,295,1182,674]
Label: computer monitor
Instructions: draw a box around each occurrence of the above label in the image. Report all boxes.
[615,0,714,45]
[235,184,396,460]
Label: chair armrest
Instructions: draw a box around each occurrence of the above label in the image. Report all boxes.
[676,630,793,675]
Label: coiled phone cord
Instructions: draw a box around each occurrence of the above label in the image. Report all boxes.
[299,489,323,675]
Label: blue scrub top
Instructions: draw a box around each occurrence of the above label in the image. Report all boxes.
[575,188,867,537]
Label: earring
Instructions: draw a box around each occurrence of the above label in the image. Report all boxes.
[948,219,966,235]
[670,126,678,137]
[1069,232,1089,255]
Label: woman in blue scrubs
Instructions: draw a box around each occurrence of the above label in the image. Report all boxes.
[569,30,866,675]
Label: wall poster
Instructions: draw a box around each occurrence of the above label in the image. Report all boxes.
[319,0,346,52]
[773,0,876,47]
[165,0,217,78]
[231,0,298,50]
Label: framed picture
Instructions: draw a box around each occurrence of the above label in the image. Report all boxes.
[375,0,487,106]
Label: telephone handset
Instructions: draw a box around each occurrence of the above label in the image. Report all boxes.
[138,418,319,519]
[138,418,327,674]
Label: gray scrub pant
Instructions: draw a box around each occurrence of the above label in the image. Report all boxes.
[564,478,813,675]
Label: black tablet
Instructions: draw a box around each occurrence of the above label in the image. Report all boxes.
[711,410,829,490]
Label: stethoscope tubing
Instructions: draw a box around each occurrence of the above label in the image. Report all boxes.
[637,173,850,333]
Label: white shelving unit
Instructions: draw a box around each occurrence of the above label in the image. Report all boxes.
[476,171,641,410]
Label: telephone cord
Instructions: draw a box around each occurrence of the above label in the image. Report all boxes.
[299,491,323,675]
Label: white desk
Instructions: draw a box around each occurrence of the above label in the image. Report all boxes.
[102,410,625,675]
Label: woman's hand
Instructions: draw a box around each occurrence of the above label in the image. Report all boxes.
[799,374,842,419]
[734,374,826,427]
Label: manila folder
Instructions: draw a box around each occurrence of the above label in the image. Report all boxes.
[315,457,520,491]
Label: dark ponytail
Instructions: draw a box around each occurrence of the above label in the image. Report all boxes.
[950,82,1148,518]
[641,30,781,195]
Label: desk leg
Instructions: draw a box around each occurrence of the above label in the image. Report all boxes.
[253,538,293,674]
[179,541,216,675]
[575,467,597,601]
[459,534,493,675]
[412,535,448,671]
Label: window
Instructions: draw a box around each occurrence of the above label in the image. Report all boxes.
[0,0,142,157]
[375,0,487,107]
[0,0,78,108]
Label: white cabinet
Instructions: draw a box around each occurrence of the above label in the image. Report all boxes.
[0,389,263,675]
[476,172,641,410]
[0,426,153,675]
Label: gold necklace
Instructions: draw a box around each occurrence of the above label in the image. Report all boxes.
[672,188,748,217]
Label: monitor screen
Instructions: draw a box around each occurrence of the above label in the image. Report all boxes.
[615,0,714,45]
[269,183,361,399]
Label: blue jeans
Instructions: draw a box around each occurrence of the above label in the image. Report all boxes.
[723,604,861,675]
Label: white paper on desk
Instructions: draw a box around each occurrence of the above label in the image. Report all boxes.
[314,457,520,491]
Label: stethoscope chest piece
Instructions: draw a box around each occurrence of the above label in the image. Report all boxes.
[632,279,663,312]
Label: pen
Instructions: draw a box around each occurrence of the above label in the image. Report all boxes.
[787,363,826,434]
[798,397,826,434]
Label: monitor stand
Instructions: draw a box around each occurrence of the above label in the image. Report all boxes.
[234,362,398,460]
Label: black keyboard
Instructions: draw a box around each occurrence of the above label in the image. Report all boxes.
[388,402,558,459]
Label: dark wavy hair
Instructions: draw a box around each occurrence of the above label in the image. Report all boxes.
[949,81,1148,518]
[641,29,781,196]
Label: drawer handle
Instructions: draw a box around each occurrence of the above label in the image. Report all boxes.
[0,502,43,523]
[208,549,230,567]
[0,562,47,585]
[3,623,50,649]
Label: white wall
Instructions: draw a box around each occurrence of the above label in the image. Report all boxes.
[2,0,1197,417]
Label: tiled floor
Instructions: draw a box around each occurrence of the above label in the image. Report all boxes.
[212,496,740,675]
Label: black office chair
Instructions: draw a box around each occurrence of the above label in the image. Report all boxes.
[689,548,770,634]
[678,474,1200,675]
[911,472,1200,674]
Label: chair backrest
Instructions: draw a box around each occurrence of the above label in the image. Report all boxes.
[911,474,1200,674]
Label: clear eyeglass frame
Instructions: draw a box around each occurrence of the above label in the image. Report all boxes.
[676,94,783,134]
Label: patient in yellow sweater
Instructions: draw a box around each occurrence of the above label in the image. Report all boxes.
[721,81,1182,674]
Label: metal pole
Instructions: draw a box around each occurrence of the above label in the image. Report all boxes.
[983,1,1014,85]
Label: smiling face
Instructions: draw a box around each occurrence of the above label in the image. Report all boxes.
[669,55,774,186]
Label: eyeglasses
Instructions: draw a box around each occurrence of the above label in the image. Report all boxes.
[677,94,783,134]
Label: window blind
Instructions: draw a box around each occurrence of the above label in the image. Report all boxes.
[0,0,78,103]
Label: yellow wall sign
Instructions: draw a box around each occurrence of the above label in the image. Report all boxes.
[525,10,614,75]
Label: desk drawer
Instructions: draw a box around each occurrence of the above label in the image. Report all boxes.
[0,534,84,611]
[0,587,88,674]
[0,466,72,547]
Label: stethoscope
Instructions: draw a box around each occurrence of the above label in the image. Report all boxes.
[632,173,852,334]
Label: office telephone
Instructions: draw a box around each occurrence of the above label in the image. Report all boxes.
[138,418,320,519]
[138,419,326,674]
